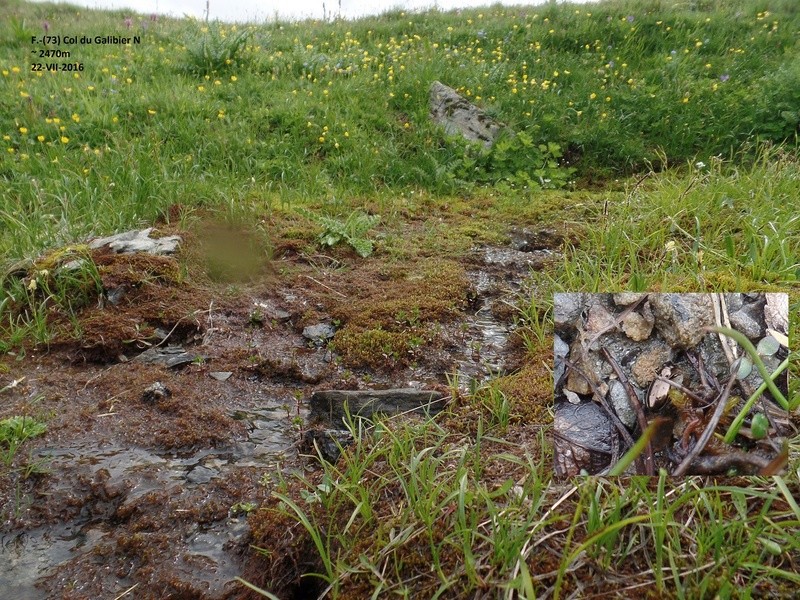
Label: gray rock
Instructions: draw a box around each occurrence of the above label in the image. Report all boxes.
[554,335,569,384]
[209,371,232,381]
[609,380,637,429]
[553,401,612,477]
[89,228,181,255]
[554,293,586,333]
[310,388,447,427]
[302,429,354,463]
[135,345,201,368]
[303,323,335,345]
[650,293,713,349]
[294,350,330,384]
[724,293,743,313]
[429,81,507,147]
[729,309,763,340]
[186,465,218,485]
[612,293,648,306]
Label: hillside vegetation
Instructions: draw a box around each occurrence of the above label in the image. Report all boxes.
[1,0,799,259]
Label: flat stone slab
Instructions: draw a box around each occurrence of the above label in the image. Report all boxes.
[89,228,181,255]
[135,345,202,368]
[310,388,447,426]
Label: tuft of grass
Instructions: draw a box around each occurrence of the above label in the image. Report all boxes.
[179,23,252,77]
[248,408,800,598]
[0,415,47,466]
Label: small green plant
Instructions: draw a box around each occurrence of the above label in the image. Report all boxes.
[230,501,258,517]
[296,207,380,258]
[0,415,47,466]
[0,246,103,347]
[515,292,553,353]
[454,131,575,190]
[7,17,34,43]
[180,25,251,76]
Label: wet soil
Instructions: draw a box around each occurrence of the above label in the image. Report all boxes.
[0,216,562,599]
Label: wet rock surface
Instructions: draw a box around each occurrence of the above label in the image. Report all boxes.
[135,344,203,368]
[310,388,447,426]
[553,293,792,477]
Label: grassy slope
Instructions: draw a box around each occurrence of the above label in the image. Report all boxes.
[1,0,799,258]
[1,0,799,598]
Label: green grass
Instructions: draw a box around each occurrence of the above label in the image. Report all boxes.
[0,414,47,466]
[252,411,800,598]
[1,0,799,262]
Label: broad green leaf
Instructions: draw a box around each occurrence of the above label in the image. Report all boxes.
[756,335,779,357]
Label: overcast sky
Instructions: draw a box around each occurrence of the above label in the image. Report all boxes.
[33,0,590,23]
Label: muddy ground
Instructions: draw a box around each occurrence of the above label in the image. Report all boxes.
[0,202,562,599]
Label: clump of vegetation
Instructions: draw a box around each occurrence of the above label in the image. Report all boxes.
[179,23,251,76]
[296,207,380,257]
[455,133,575,190]
[0,415,46,466]
[0,246,103,349]
[329,260,469,369]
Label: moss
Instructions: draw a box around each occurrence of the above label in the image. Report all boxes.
[334,259,468,328]
[330,326,424,370]
[329,259,469,370]
[490,348,553,425]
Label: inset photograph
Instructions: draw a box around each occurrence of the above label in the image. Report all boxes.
[553,293,792,477]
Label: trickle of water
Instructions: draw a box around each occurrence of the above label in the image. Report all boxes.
[0,521,106,599]
[1,405,297,597]
[455,270,513,389]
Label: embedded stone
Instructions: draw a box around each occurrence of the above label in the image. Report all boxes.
[631,344,672,387]
[650,294,713,348]
[612,293,648,306]
[302,323,336,345]
[622,310,654,341]
[609,380,637,429]
[554,293,586,333]
[429,80,507,147]
[554,401,612,477]
[89,228,181,255]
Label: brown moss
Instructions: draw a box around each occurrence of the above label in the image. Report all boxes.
[41,248,220,362]
[490,347,554,425]
[327,259,469,370]
[329,326,424,370]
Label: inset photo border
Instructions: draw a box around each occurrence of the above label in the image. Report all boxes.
[553,293,792,477]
